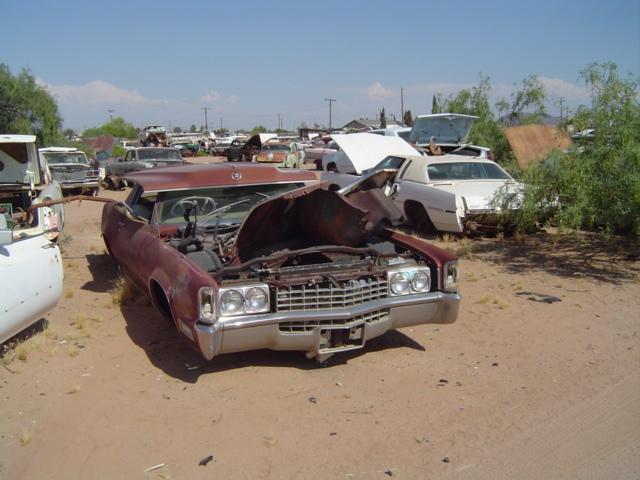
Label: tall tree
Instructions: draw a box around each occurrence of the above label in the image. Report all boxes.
[496,75,546,125]
[379,107,387,128]
[0,64,62,145]
[403,109,414,127]
[431,94,441,114]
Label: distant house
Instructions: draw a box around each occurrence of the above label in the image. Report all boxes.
[82,136,119,158]
[342,118,381,131]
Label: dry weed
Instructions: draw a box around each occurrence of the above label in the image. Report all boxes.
[68,384,81,394]
[477,295,492,305]
[64,290,74,299]
[441,233,454,243]
[456,238,473,257]
[20,429,31,446]
[466,272,479,283]
[492,297,510,310]
[16,344,29,362]
[109,276,136,306]
[68,345,79,357]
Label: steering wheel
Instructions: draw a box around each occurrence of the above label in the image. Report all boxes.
[170,196,217,217]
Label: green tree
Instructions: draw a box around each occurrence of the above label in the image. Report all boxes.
[496,75,546,125]
[173,126,183,133]
[403,109,414,127]
[440,75,511,163]
[62,128,75,140]
[0,64,62,145]
[82,117,138,139]
[431,94,441,114]
[189,124,197,133]
[518,62,640,235]
[251,125,267,134]
[379,107,387,128]
[214,128,229,135]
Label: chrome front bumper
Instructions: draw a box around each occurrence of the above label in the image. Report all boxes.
[194,291,460,361]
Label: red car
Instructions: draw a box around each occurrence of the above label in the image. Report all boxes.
[101,163,460,362]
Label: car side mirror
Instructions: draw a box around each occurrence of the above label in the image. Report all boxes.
[118,157,124,162]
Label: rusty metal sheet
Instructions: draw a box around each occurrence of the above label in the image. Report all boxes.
[505,125,572,168]
[233,181,403,262]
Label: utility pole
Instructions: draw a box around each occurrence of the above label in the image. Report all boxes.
[202,107,210,132]
[107,109,115,122]
[558,97,565,124]
[220,117,223,132]
[278,113,282,130]
[324,98,336,132]
[400,87,404,126]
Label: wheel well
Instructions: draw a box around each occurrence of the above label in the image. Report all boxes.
[404,200,436,233]
[149,280,175,325]
[326,162,337,172]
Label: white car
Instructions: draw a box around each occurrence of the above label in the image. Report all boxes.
[321,133,421,174]
[409,113,492,159]
[369,126,412,141]
[323,154,523,233]
[1,135,65,344]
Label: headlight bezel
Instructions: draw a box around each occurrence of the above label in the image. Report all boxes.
[387,267,432,296]
[217,284,270,317]
[443,261,459,293]
[198,286,217,324]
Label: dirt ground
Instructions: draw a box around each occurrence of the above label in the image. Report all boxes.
[1,158,639,479]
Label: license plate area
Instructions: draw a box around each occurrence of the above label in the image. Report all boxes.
[318,324,365,353]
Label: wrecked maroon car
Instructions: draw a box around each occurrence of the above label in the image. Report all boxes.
[101,163,460,362]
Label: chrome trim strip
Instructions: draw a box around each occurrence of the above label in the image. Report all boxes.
[220,291,454,330]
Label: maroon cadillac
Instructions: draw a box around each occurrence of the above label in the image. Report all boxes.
[101,163,460,362]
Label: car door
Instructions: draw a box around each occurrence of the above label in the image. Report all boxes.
[392,161,463,232]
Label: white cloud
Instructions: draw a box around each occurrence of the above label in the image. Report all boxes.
[366,82,394,100]
[538,76,589,101]
[199,90,238,105]
[37,79,161,106]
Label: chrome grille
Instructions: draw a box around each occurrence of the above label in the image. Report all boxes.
[279,309,389,333]
[53,169,100,182]
[276,277,388,312]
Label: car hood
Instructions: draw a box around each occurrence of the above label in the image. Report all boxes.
[328,133,420,174]
[429,180,524,210]
[233,176,403,262]
[409,114,478,145]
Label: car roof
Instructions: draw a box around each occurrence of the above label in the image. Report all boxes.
[125,163,317,192]
[397,154,497,164]
[0,134,36,144]
[39,147,81,153]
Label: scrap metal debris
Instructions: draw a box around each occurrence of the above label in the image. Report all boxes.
[143,463,165,473]
[198,455,214,466]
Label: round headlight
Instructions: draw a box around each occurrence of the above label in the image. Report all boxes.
[411,270,431,292]
[245,287,268,311]
[220,290,244,315]
[390,272,410,295]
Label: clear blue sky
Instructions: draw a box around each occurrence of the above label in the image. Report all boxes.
[2,0,639,131]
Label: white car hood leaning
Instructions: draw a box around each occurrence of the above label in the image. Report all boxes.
[328,133,420,174]
[427,180,523,211]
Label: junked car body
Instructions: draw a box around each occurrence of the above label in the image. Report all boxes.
[409,113,492,159]
[1,135,65,344]
[253,141,304,168]
[348,154,523,233]
[39,147,100,196]
[321,133,421,174]
[228,133,278,162]
[104,147,184,188]
[101,163,460,362]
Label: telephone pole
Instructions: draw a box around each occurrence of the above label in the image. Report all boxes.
[277,113,282,130]
[324,98,336,132]
[107,109,115,122]
[558,97,565,124]
[202,107,210,132]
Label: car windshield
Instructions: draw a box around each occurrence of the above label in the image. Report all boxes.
[371,155,406,171]
[138,149,182,161]
[427,162,512,181]
[155,182,306,226]
[44,153,88,165]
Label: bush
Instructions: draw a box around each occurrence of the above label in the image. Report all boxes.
[517,63,640,236]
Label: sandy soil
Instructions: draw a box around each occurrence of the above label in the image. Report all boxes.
[1,161,639,479]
